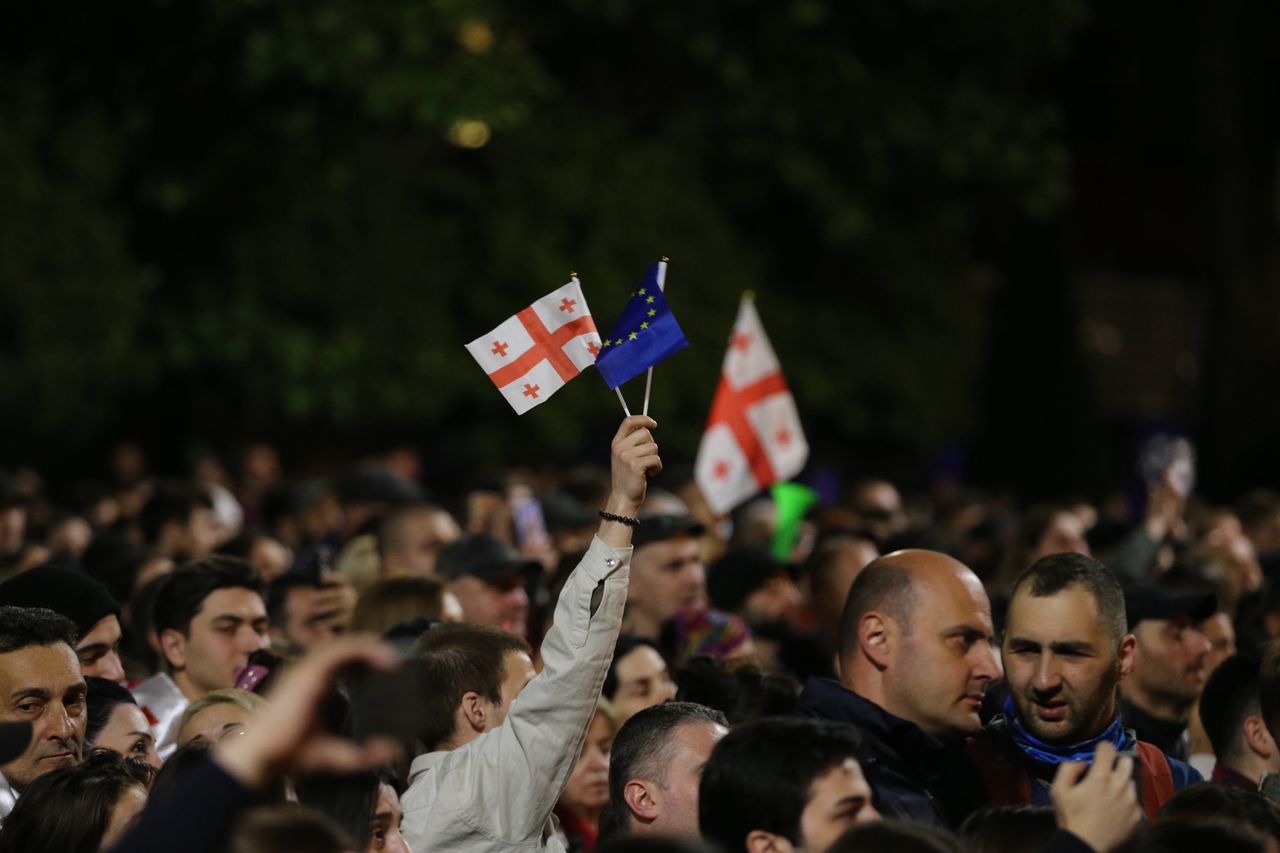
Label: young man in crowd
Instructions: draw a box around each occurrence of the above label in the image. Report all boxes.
[139,482,221,563]
[435,534,536,638]
[399,415,662,852]
[968,553,1200,818]
[266,572,354,656]
[602,635,677,723]
[0,562,127,684]
[0,606,87,821]
[132,556,269,757]
[1119,583,1216,760]
[621,512,707,641]
[604,701,728,840]
[378,502,461,578]
[795,548,1002,826]
[1200,655,1280,789]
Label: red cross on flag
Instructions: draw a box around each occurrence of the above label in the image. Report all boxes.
[695,295,808,515]
[465,279,602,414]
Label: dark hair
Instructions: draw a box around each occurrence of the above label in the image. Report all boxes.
[805,534,877,596]
[838,558,916,655]
[409,623,530,751]
[216,531,267,561]
[84,676,138,745]
[959,806,1059,853]
[828,821,963,853]
[149,740,214,803]
[674,656,799,725]
[1115,819,1271,853]
[608,702,728,834]
[597,837,722,853]
[604,635,666,701]
[294,768,401,850]
[152,556,264,637]
[1009,552,1127,642]
[376,502,451,556]
[265,573,327,628]
[0,750,154,853]
[1200,656,1263,767]
[1159,784,1280,838]
[699,716,865,852]
[227,806,355,853]
[138,481,213,545]
[0,605,78,653]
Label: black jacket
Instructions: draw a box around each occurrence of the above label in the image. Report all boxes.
[794,677,986,829]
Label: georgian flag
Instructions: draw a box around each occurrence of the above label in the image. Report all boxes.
[694,295,808,515]
[465,279,603,414]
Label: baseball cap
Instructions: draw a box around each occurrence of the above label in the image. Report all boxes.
[1124,584,1217,629]
[632,514,706,549]
[436,534,540,583]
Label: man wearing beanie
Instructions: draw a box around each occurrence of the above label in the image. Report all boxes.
[0,560,126,684]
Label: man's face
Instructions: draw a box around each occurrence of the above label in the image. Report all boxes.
[1004,585,1133,744]
[77,614,126,684]
[796,758,880,853]
[449,574,529,637]
[185,506,222,560]
[279,584,352,653]
[629,536,707,629]
[1130,616,1211,707]
[164,587,269,698]
[610,645,677,722]
[0,643,86,791]
[884,569,1002,738]
[1029,513,1091,563]
[488,649,537,727]
[389,510,460,577]
[645,720,728,836]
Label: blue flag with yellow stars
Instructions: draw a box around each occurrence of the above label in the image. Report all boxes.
[594,261,689,389]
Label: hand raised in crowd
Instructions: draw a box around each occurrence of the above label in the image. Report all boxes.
[1050,741,1141,852]
[214,635,401,790]
[606,415,662,509]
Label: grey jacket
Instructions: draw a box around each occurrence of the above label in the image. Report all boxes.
[401,536,630,852]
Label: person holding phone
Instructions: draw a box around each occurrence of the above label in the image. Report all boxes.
[968,553,1200,819]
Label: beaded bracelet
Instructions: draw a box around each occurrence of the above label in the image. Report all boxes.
[598,509,640,528]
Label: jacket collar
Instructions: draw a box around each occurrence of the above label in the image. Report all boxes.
[796,678,949,770]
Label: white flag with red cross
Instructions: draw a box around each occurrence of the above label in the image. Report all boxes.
[465,279,603,414]
[694,295,808,515]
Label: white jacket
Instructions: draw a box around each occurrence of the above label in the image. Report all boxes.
[401,536,630,852]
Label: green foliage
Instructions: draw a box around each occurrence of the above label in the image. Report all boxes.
[0,0,1088,469]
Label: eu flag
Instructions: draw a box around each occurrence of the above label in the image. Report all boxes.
[594,261,689,389]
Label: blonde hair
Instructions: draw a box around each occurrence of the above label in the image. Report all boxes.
[351,576,447,634]
[176,688,265,746]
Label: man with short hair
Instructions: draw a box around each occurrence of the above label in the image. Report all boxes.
[1119,584,1216,760]
[378,503,461,578]
[436,534,536,637]
[0,562,127,684]
[698,716,880,853]
[0,606,87,821]
[132,556,269,757]
[604,701,728,839]
[795,549,1001,826]
[266,573,353,656]
[622,513,707,641]
[139,482,221,562]
[968,553,1199,818]
[1199,655,1280,789]
[603,636,677,723]
[399,416,662,852]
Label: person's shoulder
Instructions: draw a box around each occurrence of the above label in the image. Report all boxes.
[1133,740,1203,787]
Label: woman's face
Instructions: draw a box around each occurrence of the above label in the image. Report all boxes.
[559,713,613,815]
[100,784,148,849]
[177,701,254,748]
[94,703,162,769]
[368,783,410,853]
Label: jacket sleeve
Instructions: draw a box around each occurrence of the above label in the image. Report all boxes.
[106,757,257,853]
[432,535,631,843]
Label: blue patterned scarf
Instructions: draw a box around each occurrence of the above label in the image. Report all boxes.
[1003,694,1127,766]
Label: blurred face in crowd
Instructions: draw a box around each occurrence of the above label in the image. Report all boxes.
[1004,584,1135,744]
[743,573,804,625]
[0,504,25,555]
[629,535,707,635]
[0,642,86,791]
[76,614,126,684]
[633,720,728,837]
[178,700,256,748]
[92,701,162,769]
[277,583,352,654]
[793,758,880,853]
[1199,612,1237,677]
[1128,616,1211,711]
[448,573,530,638]
[1029,512,1090,563]
[101,783,149,849]
[385,509,460,578]
[162,587,270,701]
[609,646,677,722]
[368,782,410,853]
[560,712,614,818]
[248,536,293,583]
[880,557,1002,738]
[853,481,907,543]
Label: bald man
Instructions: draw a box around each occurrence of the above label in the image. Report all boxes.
[795,549,1002,828]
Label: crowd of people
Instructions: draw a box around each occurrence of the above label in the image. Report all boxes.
[2,418,1280,852]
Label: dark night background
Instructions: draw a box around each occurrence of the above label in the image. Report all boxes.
[2,1,1278,503]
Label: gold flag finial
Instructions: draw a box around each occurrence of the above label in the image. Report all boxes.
[569,271,578,279]
[660,256,669,263]
[743,290,756,302]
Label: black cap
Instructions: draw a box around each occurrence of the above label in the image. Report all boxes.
[1124,585,1217,629]
[541,493,598,532]
[0,563,121,637]
[336,465,423,506]
[707,545,789,614]
[0,722,32,765]
[632,514,706,549]
[436,534,540,583]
